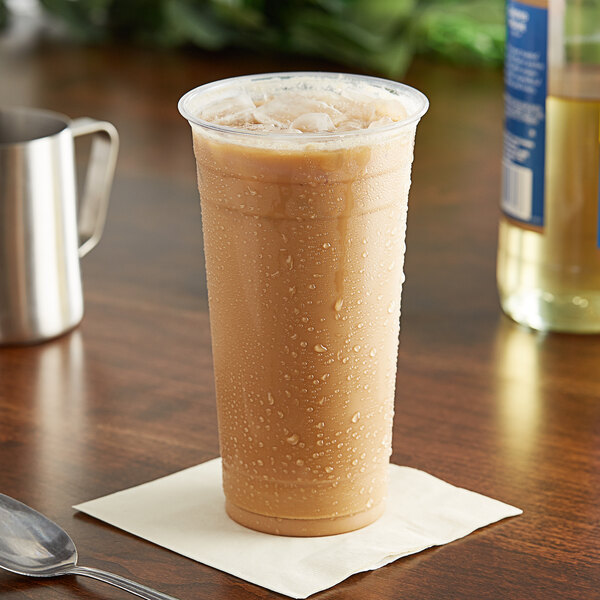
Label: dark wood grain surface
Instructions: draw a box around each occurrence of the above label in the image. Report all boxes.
[1,17,598,600]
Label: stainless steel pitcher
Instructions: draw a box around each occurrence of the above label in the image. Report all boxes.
[0,107,119,345]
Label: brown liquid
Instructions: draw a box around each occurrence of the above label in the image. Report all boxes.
[192,112,417,536]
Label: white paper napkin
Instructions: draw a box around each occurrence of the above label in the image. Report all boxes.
[74,458,521,598]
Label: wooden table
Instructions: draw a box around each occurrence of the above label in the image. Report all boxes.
[1,19,598,600]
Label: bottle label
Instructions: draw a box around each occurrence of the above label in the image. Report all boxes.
[502,1,548,226]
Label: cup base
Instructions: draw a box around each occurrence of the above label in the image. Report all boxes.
[225,499,385,537]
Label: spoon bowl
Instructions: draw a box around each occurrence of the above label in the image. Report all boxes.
[0,493,77,577]
[0,493,180,600]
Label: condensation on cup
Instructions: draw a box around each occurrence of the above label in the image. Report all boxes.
[179,72,428,536]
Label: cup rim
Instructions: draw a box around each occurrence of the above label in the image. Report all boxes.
[0,106,71,147]
[178,71,429,141]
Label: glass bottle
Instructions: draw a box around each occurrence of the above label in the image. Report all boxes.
[497,0,600,332]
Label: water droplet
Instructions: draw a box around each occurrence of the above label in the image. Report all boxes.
[316,422,325,429]
[334,298,344,312]
[351,411,361,423]
[353,345,361,352]
[573,296,589,307]
[287,434,299,445]
[314,343,327,353]
[322,242,331,249]
[286,255,294,269]
[296,459,304,466]
[325,466,334,473]
[369,348,377,357]
[267,392,275,405]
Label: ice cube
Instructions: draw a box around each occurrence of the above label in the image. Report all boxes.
[252,103,286,128]
[290,112,335,133]
[216,109,255,127]
[375,98,407,121]
[253,93,341,129]
[200,91,256,124]
[336,120,363,132]
[367,116,394,129]
[340,88,376,105]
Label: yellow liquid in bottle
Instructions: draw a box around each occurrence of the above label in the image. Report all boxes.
[497,95,600,332]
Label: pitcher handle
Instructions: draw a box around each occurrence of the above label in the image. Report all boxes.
[70,118,119,258]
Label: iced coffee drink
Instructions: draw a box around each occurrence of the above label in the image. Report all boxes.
[179,73,428,536]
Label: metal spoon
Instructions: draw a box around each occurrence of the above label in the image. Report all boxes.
[0,493,180,600]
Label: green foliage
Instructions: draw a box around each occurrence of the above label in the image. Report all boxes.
[564,0,600,64]
[417,1,505,66]
[39,0,113,40]
[31,0,506,76]
[0,0,8,30]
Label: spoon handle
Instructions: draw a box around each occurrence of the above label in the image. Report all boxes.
[67,565,181,600]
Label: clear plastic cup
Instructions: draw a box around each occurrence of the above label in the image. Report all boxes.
[179,72,428,536]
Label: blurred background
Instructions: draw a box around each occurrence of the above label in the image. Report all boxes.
[0,0,507,318]
[0,0,505,77]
